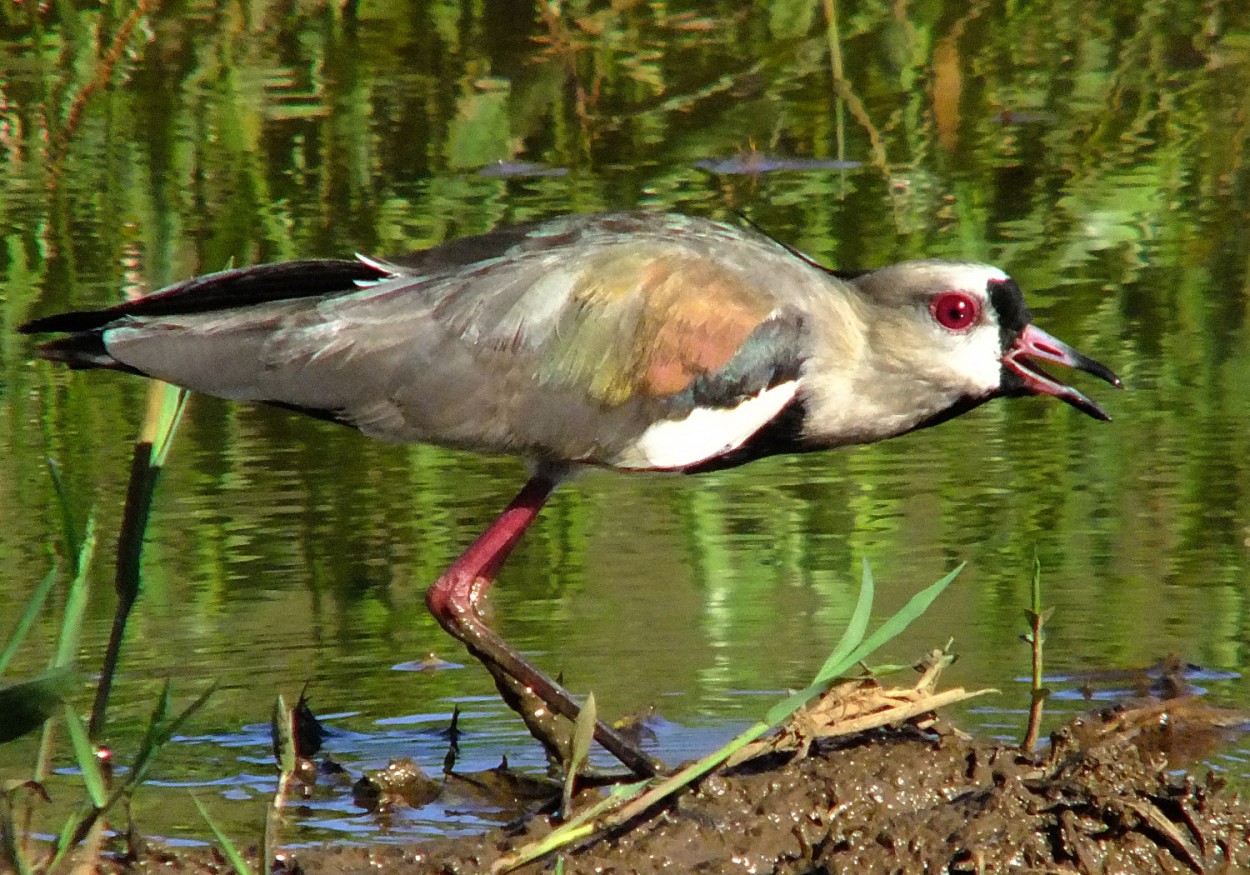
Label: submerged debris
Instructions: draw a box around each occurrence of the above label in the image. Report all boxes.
[289,689,327,760]
[351,758,441,812]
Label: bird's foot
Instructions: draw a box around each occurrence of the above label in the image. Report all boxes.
[474,643,666,780]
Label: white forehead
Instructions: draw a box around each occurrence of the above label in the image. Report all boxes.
[854,259,1012,306]
[926,261,1010,291]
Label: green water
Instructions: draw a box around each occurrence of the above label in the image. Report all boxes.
[2,0,1249,845]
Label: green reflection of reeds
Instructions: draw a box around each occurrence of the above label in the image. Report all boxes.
[2,0,1249,845]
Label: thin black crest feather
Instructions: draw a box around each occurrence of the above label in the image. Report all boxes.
[728,210,869,281]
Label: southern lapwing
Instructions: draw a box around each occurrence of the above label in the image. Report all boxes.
[20,212,1120,777]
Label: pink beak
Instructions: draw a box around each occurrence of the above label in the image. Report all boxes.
[1001,325,1122,420]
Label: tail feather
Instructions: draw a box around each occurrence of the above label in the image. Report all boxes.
[33,332,143,372]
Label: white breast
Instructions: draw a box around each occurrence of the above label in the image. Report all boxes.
[608,381,799,470]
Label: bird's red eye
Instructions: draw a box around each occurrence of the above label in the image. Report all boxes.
[930,292,980,331]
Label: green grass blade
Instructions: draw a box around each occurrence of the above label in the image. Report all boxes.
[45,803,92,874]
[166,682,217,737]
[91,383,188,738]
[134,680,173,765]
[44,460,80,573]
[837,563,963,670]
[119,681,213,795]
[52,518,95,670]
[112,682,168,802]
[768,563,960,730]
[812,557,874,685]
[764,559,874,724]
[41,684,216,869]
[149,384,189,467]
[271,694,296,774]
[0,568,59,677]
[192,795,253,875]
[561,691,595,818]
[62,706,106,808]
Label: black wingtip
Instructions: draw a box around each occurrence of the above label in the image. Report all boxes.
[19,310,117,335]
[30,333,130,370]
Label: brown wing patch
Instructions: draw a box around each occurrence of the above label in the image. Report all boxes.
[634,257,773,397]
[540,248,775,406]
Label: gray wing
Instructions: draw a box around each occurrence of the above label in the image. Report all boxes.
[53,214,833,469]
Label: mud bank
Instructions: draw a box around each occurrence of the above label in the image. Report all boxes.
[100,698,1250,874]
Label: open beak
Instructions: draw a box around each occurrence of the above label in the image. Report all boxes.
[1001,325,1122,421]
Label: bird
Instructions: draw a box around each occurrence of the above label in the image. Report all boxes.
[20,211,1120,777]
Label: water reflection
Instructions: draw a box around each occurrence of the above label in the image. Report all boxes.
[3,0,1250,847]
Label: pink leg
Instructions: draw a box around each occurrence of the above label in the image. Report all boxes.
[425,475,662,778]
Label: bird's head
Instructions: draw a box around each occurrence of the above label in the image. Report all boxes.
[847,260,1121,425]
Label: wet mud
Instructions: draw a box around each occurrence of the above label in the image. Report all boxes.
[96,696,1250,875]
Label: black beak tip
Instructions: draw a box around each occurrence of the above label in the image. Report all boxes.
[1069,394,1113,422]
[1076,355,1123,390]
